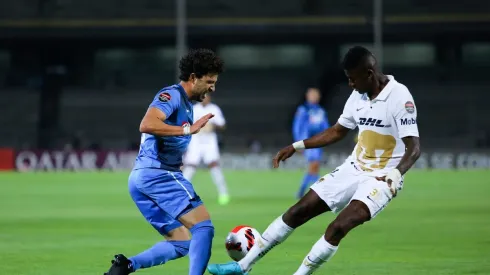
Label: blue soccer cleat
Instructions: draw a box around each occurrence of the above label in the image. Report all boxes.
[207,262,248,275]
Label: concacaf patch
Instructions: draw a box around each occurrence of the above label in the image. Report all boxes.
[158,92,171,102]
[405,101,415,114]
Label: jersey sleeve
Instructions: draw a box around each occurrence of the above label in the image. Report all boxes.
[292,106,308,141]
[149,89,181,119]
[211,105,226,127]
[392,88,419,138]
[338,93,357,129]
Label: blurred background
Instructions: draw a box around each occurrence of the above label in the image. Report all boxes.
[1,2,490,275]
[1,0,490,170]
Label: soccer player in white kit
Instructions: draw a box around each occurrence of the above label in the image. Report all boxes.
[208,46,421,275]
[183,94,230,205]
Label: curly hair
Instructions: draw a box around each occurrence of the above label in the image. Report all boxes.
[179,48,225,81]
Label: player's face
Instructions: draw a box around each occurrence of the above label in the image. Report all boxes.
[306,88,320,104]
[345,67,374,94]
[191,73,218,102]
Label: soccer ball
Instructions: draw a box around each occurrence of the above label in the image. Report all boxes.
[225,225,261,261]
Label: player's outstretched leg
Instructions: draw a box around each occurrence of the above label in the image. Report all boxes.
[293,200,371,275]
[129,239,190,271]
[179,205,215,275]
[208,162,230,205]
[207,190,330,275]
[105,175,193,274]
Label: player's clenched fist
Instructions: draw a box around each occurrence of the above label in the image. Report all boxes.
[191,113,215,134]
[272,145,296,168]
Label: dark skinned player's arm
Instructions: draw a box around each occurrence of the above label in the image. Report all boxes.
[303,122,351,149]
[396,136,421,175]
[139,107,185,136]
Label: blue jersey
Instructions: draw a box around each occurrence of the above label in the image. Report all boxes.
[293,103,330,141]
[134,84,194,171]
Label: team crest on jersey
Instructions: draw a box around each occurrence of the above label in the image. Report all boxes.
[405,101,415,114]
[159,92,171,102]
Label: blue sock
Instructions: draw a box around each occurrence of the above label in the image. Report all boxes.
[189,220,215,275]
[298,173,320,197]
[129,240,190,271]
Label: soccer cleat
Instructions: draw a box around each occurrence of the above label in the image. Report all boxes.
[104,254,132,275]
[218,194,230,205]
[207,262,248,275]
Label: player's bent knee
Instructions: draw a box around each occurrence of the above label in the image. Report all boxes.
[165,226,191,241]
[179,204,211,229]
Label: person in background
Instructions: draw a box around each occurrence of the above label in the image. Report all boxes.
[292,87,330,199]
[183,94,230,205]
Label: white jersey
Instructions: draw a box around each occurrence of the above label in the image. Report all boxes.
[184,102,225,165]
[338,75,419,175]
[191,102,226,145]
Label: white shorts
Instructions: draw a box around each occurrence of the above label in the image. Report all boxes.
[184,140,220,166]
[310,161,401,218]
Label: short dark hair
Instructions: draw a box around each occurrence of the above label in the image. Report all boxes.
[179,48,224,81]
[342,46,373,70]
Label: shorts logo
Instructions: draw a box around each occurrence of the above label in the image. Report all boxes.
[158,92,171,102]
[405,101,415,114]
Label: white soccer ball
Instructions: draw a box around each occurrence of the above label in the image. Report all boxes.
[225,225,261,261]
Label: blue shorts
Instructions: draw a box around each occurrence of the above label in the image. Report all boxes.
[128,168,203,235]
[304,148,323,162]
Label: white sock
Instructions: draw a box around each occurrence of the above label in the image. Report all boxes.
[210,166,228,196]
[182,166,196,181]
[293,236,338,275]
[238,215,294,272]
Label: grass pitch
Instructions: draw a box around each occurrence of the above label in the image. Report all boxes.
[0,169,489,274]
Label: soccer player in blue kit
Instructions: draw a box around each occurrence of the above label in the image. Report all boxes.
[104,49,224,275]
[292,87,330,198]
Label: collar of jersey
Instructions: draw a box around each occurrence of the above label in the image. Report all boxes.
[175,83,191,101]
[370,75,395,102]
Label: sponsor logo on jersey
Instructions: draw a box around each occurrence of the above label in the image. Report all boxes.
[158,92,171,102]
[358,117,390,128]
[405,101,415,114]
[400,117,417,125]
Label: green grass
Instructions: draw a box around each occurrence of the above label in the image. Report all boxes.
[0,170,489,274]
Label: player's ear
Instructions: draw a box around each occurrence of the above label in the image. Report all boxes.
[189,73,196,83]
[367,69,374,80]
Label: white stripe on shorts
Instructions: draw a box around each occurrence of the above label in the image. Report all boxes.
[169,172,193,199]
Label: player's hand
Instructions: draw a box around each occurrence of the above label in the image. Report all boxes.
[191,113,215,134]
[375,169,402,197]
[272,145,296,168]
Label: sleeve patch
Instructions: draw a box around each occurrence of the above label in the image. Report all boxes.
[405,101,415,114]
[158,92,172,102]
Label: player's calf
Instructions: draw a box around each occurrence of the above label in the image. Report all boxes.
[283,190,331,228]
